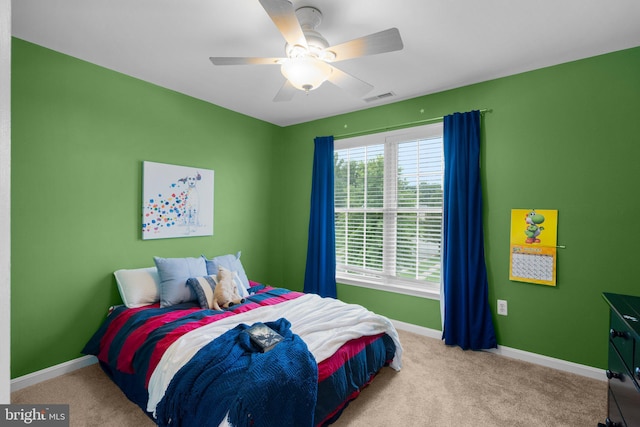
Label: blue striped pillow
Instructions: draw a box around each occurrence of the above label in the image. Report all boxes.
[186,275,218,309]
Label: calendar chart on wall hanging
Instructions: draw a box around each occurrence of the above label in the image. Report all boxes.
[509,209,558,286]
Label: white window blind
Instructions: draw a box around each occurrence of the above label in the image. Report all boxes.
[334,123,443,298]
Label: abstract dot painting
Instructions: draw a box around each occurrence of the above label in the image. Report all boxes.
[142,161,214,240]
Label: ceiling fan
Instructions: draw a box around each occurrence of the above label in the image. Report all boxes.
[209,0,404,102]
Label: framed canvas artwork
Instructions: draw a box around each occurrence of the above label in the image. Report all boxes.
[142,161,214,240]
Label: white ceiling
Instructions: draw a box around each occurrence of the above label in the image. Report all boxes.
[11,0,640,127]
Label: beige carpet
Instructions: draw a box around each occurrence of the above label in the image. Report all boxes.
[12,329,607,426]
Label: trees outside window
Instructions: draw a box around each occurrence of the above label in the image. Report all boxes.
[334,123,443,298]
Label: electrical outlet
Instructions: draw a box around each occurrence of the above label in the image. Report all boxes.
[497,299,508,316]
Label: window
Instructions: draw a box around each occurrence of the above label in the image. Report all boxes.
[334,123,443,299]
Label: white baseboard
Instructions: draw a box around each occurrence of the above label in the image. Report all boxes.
[10,320,605,393]
[391,319,606,382]
[10,355,97,392]
[392,319,444,339]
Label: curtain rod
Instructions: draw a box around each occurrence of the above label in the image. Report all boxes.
[334,108,490,140]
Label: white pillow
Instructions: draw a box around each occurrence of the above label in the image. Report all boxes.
[114,267,161,308]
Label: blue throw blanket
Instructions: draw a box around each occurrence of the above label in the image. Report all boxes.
[155,318,318,427]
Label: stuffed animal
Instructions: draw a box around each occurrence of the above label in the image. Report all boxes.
[211,266,245,310]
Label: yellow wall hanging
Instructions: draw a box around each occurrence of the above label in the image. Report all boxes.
[509,209,558,286]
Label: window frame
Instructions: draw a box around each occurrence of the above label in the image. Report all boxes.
[334,122,444,300]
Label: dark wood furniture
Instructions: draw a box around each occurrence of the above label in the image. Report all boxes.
[601,293,640,426]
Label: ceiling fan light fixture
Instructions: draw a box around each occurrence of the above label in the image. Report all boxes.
[286,44,308,59]
[209,3,404,101]
[280,56,332,92]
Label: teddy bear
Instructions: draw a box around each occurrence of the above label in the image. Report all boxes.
[211,266,246,311]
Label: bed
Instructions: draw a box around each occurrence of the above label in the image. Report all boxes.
[82,253,402,427]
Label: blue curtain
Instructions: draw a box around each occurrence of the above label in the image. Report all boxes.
[441,111,497,350]
[303,136,337,298]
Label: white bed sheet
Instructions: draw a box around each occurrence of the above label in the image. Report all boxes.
[147,292,403,414]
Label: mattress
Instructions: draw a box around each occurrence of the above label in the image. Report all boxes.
[83,284,402,426]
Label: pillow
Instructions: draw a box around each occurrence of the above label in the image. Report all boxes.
[202,251,250,293]
[187,270,247,309]
[186,275,217,309]
[224,269,249,299]
[114,267,161,308]
[154,256,208,307]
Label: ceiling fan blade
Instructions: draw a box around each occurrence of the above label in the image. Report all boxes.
[326,28,403,62]
[209,57,284,66]
[273,79,297,102]
[259,0,308,49]
[326,66,374,98]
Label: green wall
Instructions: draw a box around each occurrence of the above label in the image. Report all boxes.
[10,39,280,377]
[274,46,640,369]
[11,36,640,378]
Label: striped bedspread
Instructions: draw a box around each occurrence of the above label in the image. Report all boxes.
[83,285,402,426]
